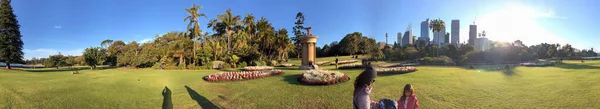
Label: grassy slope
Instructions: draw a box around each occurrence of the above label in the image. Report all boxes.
[1,56,599,108]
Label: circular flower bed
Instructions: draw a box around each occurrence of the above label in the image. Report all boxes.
[299,70,350,85]
[243,66,274,71]
[338,63,364,69]
[376,66,418,74]
[278,64,295,67]
[316,61,331,66]
[204,70,284,82]
[519,62,553,67]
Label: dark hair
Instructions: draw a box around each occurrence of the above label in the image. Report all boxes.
[400,84,414,102]
[353,66,377,95]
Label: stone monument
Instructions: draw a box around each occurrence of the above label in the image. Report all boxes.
[298,27,319,70]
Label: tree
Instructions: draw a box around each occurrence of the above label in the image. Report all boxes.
[118,41,140,67]
[64,56,78,67]
[217,9,241,52]
[45,53,66,69]
[184,4,207,65]
[0,0,24,69]
[429,19,445,56]
[339,32,361,55]
[83,47,107,69]
[101,39,113,48]
[291,12,305,59]
[107,40,126,66]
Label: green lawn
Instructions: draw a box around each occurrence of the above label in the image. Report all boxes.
[1,56,600,108]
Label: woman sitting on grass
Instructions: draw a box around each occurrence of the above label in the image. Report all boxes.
[353,62,377,109]
[397,84,420,109]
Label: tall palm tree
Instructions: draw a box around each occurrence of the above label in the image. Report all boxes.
[184,4,207,65]
[216,9,241,52]
[243,14,256,39]
[429,19,445,57]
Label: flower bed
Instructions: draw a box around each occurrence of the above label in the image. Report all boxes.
[299,70,350,85]
[337,63,364,69]
[376,66,418,74]
[204,70,284,82]
[243,66,274,71]
[519,62,553,67]
[335,60,359,65]
[278,64,295,67]
[316,61,331,65]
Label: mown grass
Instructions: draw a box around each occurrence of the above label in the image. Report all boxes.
[1,56,599,108]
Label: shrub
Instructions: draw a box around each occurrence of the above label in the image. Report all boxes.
[268,60,278,66]
[240,62,248,68]
[419,56,455,65]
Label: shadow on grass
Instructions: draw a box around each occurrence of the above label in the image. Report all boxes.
[551,62,600,70]
[283,74,309,86]
[161,86,173,109]
[184,86,220,109]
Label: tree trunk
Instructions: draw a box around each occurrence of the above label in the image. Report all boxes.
[5,63,11,69]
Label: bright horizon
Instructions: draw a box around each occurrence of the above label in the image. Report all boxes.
[12,0,600,59]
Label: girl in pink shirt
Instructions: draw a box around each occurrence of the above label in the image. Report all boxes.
[397,84,420,109]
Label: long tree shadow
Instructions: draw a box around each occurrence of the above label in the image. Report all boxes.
[161,86,173,109]
[184,86,220,109]
[283,74,308,86]
[551,62,600,70]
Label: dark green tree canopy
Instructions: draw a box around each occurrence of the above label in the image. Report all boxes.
[0,0,24,69]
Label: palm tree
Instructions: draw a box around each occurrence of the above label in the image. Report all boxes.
[429,19,445,57]
[184,4,207,65]
[216,9,241,52]
[243,14,256,39]
[101,39,113,48]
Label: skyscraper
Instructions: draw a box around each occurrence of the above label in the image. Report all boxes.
[451,20,460,44]
[402,30,413,46]
[469,24,477,45]
[397,32,402,45]
[433,27,446,45]
[420,19,429,42]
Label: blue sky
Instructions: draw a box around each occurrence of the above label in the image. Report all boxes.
[12,0,599,59]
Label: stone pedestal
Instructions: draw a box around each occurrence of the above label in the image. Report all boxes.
[298,34,318,70]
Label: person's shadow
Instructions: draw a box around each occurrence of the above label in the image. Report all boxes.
[162,86,173,109]
[185,86,220,109]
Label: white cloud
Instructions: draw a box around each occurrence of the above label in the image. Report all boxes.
[54,25,62,29]
[23,48,83,60]
[138,38,153,44]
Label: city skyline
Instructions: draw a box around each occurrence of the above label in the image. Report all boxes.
[10,0,600,59]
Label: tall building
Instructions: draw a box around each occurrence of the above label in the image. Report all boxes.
[445,32,450,43]
[451,20,460,44]
[397,32,402,45]
[402,30,413,46]
[420,19,429,41]
[433,27,446,45]
[474,37,490,51]
[469,24,477,45]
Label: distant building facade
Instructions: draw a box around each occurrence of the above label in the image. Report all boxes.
[402,30,413,46]
[397,32,402,45]
[469,24,477,45]
[433,26,446,45]
[451,20,460,44]
[474,37,490,51]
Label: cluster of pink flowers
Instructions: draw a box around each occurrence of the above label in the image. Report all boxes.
[337,64,364,69]
[243,66,274,71]
[519,62,553,67]
[299,70,350,85]
[204,70,284,82]
[376,66,418,74]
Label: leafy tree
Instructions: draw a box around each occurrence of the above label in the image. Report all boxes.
[45,53,66,69]
[217,9,241,52]
[107,40,126,66]
[339,32,361,55]
[64,56,78,67]
[0,0,24,69]
[117,41,140,67]
[83,47,107,69]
